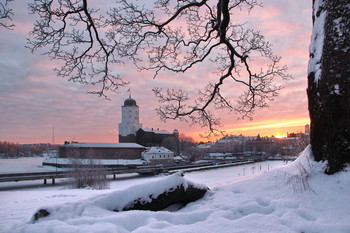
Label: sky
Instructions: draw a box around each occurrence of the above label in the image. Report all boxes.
[0,0,312,144]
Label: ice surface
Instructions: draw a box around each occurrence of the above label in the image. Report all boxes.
[43,157,147,166]
[61,143,144,148]
[0,157,50,173]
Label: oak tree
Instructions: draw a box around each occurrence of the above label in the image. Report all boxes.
[307,0,350,174]
[26,0,290,134]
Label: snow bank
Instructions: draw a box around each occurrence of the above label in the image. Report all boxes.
[5,148,350,233]
[278,145,326,174]
[31,173,208,221]
[94,172,208,212]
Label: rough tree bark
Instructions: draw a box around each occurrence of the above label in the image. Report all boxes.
[307,0,350,174]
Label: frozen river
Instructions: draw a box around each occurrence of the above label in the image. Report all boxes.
[0,158,287,191]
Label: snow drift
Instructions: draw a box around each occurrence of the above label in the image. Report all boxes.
[32,172,209,222]
[4,146,350,233]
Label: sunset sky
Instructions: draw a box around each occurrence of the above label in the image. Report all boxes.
[0,1,312,144]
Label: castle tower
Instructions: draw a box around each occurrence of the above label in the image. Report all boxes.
[305,124,310,135]
[173,129,180,156]
[173,129,179,138]
[118,95,142,143]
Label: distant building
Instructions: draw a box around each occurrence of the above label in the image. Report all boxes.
[118,96,143,143]
[207,134,309,157]
[305,124,310,135]
[141,146,174,164]
[58,95,178,163]
[118,95,179,147]
[59,142,145,160]
[197,143,213,153]
[136,128,177,147]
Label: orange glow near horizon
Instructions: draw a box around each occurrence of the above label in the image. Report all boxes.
[189,118,310,142]
[274,135,287,139]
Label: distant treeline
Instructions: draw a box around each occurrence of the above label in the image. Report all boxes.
[0,141,57,158]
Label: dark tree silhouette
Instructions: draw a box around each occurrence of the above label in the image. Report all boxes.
[307,0,350,174]
[27,0,290,134]
[0,0,14,29]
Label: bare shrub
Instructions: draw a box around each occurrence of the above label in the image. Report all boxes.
[277,159,316,197]
[285,162,315,196]
[66,148,109,190]
[184,146,203,162]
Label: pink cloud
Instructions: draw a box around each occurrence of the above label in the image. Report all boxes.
[0,0,313,144]
[253,5,283,20]
[261,21,301,36]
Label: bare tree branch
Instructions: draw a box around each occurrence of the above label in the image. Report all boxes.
[27,0,291,134]
[0,0,14,29]
[27,0,129,98]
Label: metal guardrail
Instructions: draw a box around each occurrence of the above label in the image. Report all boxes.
[0,167,167,184]
[0,158,272,185]
[0,171,69,184]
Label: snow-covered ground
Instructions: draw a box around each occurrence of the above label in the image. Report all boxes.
[1,147,349,233]
[0,157,53,173]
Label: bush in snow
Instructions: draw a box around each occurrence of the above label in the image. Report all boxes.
[277,146,320,196]
[66,156,109,190]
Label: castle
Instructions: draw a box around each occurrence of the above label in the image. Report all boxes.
[118,95,179,146]
[56,95,178,163]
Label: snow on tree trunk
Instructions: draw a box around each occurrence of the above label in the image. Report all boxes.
[307,0,350,174]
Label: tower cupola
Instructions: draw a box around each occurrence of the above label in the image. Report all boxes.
[123,96,137,107]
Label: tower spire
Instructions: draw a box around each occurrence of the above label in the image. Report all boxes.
[127,88,131,98]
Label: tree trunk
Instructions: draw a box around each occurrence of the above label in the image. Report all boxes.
[307,0,350,174]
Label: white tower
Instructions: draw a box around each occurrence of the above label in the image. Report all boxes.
[118,95,142,142]
[305,124,310,135]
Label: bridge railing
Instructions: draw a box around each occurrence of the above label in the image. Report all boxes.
[0,158,262,185]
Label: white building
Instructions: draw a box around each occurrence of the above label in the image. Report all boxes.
[141,146,174,164]
[305,124,310,135]
[118,95,143,142]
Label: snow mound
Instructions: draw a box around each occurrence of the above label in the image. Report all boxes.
[31,173,208,222]
[11,147,350,232]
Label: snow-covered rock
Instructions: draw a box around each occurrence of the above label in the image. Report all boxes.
[32,173,209,221]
